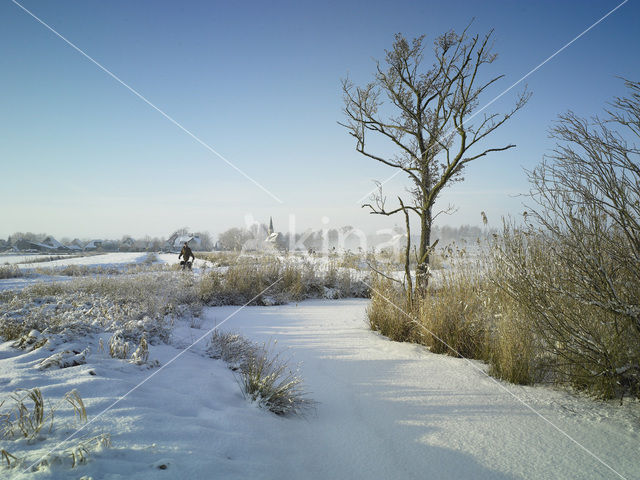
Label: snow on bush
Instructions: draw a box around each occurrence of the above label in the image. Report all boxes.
[129,336,150,365]
[207,331,256,371]
[37,348,89,370]
[107,331,130,359]
[0,266,24,279]
[0,273,199,346]
[197,254,369,305]
[11,330,48,351]
[239,346,314,416]
[208,331,314,416]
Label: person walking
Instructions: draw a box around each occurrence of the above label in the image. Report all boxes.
[179,241,195,270]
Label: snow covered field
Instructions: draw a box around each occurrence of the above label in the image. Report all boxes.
[1,255,69,265]
[0,255,638,479]
[0,253,213,292]
[0,298,638,479]
[0,252,209,269]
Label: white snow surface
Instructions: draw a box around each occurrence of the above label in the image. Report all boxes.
[1,255,64,265]
[1,299,638,479]
[0,252,209,269]
[0,253,214,292]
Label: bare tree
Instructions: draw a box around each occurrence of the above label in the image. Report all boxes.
[171,227,190,238]
[195,231,214,251]
[341,27,529,297]
[218,227,252,251]
[534,80,640,332]
[494,79,640,397]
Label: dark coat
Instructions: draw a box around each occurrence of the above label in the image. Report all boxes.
[179,244,194,261]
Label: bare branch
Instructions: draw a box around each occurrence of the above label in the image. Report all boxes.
[340,27,529,293]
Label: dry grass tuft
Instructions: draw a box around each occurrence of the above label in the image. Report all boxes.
[129,336,149,365]
[1,449,18,467]
[208,331,315,416]
[0,266,24,279]
[108,332,130,360]
[0,388,103,471]
[0,388,86,443]
[366,275,418,344]
[239,345,315,416]
[366,246,538,386]
[0,388,48,441]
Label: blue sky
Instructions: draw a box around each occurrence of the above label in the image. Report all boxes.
[1,0,638,239]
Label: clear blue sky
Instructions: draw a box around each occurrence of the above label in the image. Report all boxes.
[1,0,638,239]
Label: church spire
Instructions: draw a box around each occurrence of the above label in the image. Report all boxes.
[268,216,274,235]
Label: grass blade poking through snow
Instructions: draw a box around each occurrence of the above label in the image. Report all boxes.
[0,388,108,471]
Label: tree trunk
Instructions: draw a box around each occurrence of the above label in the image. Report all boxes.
[415,209,432,295]
[399,199,414,307]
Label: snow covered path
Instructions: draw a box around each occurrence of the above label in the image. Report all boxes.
[208,299,639,480]
[1,299,638,479]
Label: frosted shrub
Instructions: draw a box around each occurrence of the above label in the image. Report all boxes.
[37,348,89,370]
[208,331,314,416]
[11,330,48,351]
[196,256,368,306]
[239,347,313,416]
[129,336,149,365]
[366,275,418,343]
[143,252,158,265]
[489,82,640,398]
[196,271,223,304]
[222,259,282,304]
[0,273,194,346]
[197,251,241,267]
[108,332,130,360]
[0,266,24,279]
[493,224,640,397]
[207,330,257,371]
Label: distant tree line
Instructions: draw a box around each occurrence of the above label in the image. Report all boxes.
[1,229,214,252]
[216,223,492,252]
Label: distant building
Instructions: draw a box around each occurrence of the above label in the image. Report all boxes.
[176,235,201,249]
[84,240,103,251]
[265,217,283,248]
[66,239,84,251]
[12,236,70,252]
[242,217,283,252]
[101,240,119,252]
[14,239,35,251]
[41,236,65,250]
[164,233,201,252]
